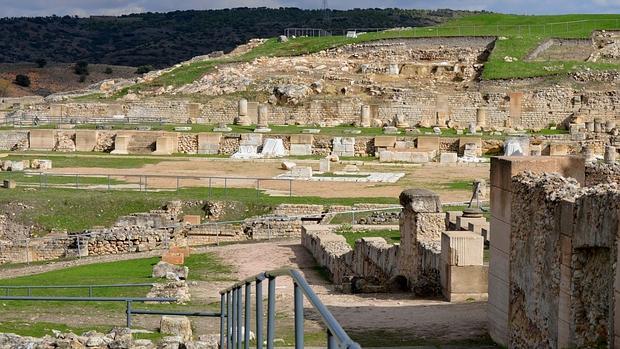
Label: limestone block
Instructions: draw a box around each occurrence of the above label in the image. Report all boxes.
[183,215,201,225]
[111,135,130,155]
[379,150,432,163]
[3,179,15,189]
[441,265,488,302]
[29,129,55,151]
[153,136,177,155]
[10,161,24,171]
[509,91,523,119]
[549,143,569,156]
[291,166,312,178]
[399,188,442,213]
[289,134,313,144]
[456,216,486,232]
[198,133,221,155]
[162,252,184,265]
[416,136,439,151]
[440,152,458,164]
[153,261,189,280]
[240,133,263,147]
[75,130,98,152]
[319,158,330,172]
[441,231,484,266]
[289,144,313,156]
[169,246,191,258]
[281,161,296,170]
[38,160,53,170]
[374,136,397,148]
[490,156,585,191]
[160,316,193,342]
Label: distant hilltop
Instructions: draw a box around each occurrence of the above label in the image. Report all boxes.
[0,8,478,68]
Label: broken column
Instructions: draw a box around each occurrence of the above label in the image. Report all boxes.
[476,108,487,129]
[605,145,617,164]
[254,104,271,133]
[360,105,371,128]
[236,99,251,126]
[397,189,445,291]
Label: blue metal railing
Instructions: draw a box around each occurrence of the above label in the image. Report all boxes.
[0,283,154,297]
[220,269,361,349]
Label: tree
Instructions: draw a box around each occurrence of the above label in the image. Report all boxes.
[104,67,113,74]
[14,74,31,87]
[74,61,89,75]
[135,65,154,74]
[35,58,47,68]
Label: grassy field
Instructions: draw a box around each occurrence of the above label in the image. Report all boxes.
[107,13,620,94]
[0,186,397,233]
[335,229,401,247]
[6,154,173,169]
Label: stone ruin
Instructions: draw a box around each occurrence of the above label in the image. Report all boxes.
[488,156,620,347]
[302,188,488,301]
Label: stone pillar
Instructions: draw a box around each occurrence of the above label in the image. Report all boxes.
[594,118,603,133]
[530,144,542,156]
[605,145,617,164]
[255,104,271,133]
[440,231,486,302]
[236,99,251,126]
[581,145,595,163]
[488,156,586,346]
[476,108,487,128]
[360,105,371,128]
[398,189,445,290]
[585,121,595,132]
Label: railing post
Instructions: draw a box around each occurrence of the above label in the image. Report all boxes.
[89,285,93,297]
[294,282,304,349]
[126,300,133,328]
[327,330,336,349]
[107,175,111,191]
[266,277,276,349]
[77,237,81,259]
[289,179,292,197]
[244,282,251,349]
[232,289,237,349]
[220,293,226,349]
[227,291,232,349]
[176,177,180,192]
[236,286,242,349]
[256,278,263,349]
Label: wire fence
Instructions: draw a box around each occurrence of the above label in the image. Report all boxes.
[286,18,620,38]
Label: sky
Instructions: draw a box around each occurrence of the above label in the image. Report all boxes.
[1,0,620,17]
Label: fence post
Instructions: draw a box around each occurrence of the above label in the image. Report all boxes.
[126,300,133,328]
[236,287,242,349]
[327,330,336,349]
[144,176,148,192]
[108,175,111,191]
[75,174,79,189]
[244,282,251,349]
[256,278,264,349]
[289,180,292,198]
[25,238,30,265]
[232,289,237,349]
[77,236,81,259]
[224,178,227,199]
[220,293,226,349]
[176,177,180,192]
[256,179,260,202]
[227,291,232,349]
[294,282,304,349]
[209,178,212,199]
[266,277,276,349]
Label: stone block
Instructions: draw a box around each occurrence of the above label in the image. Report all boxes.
[240,133,263,147]
[10,161,24,171]
[153,136,177,155]
[441,231,484,266]
[169,246,191,258]
[29,129,55,151]
[379,150,433,163]
[374,136,397,148]
[488,302,509,347]
[489,245,509,283]
[198,133,221,155]
[549,143,569,156]
[38,160,53,170]
[289,134,313,144]
[281,161,296,170]
[509,91,523,119]
[488,272,510,312]
[3,179,15,189]
[456,216,486,232]
[289,144,313,156]
[490,186,512,224]
[440,152,458,163]
[319,158,330,172]
[291,166,312,178]
[183,215,201,225]
[399,188,441,213]
[490,156,585,192]
[75,130,98,152]
[416,136,439,151]
[490,216,510,254]
[160,316,192,342]
[111,135,130,155]
[162,252,184,265]
[442,265,488,302]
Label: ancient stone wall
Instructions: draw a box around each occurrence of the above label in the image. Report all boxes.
[585,162,620,186]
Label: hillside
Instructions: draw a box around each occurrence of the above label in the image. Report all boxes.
[0,8,474,68]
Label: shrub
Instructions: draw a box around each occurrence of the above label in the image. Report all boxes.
[14,74,31,87]
[104,67,113,74]
[35,58,47,68]
[135,65,154,74]
[74,61,89,75]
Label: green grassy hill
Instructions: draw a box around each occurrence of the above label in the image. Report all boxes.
[125,13,620,94]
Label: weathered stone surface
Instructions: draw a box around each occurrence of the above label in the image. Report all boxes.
[152,261,189,280]
[399,189,442,213]
[160,316,192,342]
[146,281,191,304]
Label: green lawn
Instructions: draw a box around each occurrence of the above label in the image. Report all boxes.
[6,154,171,169]
[335,229,401,247]
[0,186,397,233]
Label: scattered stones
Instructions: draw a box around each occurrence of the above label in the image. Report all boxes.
[152,261,189,280]
[146,281,191,304]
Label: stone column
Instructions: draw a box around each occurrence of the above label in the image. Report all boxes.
[254,104,271,133]
[236,99,251,126]
[605,145,616,164]
[476,108,487,129]
[397,189,445,291]
[582,145,595,163]
[360,105,371,128]
[594,118,603,133]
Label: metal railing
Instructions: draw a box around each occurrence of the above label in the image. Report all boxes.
[219,269,361,349]
[1,115,171,128]
[0,283,154,297]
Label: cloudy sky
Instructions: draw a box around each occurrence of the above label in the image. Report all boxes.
[1,0,620,17]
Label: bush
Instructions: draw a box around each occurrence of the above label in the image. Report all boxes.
[74,61,89,75]
[35,58,47,68]
[14,74,31,87]
[104,67,113,74]
[135,65,154,74]
[78,74,87,83]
